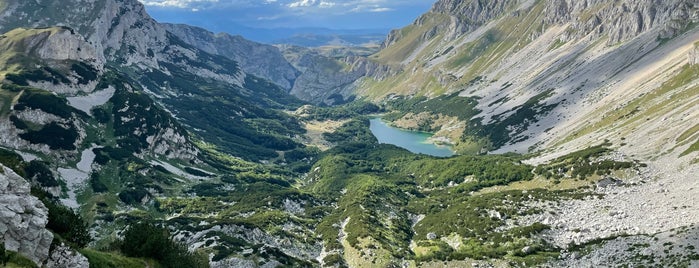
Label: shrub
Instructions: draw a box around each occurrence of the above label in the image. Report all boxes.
[38,194,91,247]
[0,242,7,266]
[118,188,150,205]
[121,221,209,268]
[19,122,78,150]
[90,174,108,193]
[0,148,26,177]
[25,161,59,187]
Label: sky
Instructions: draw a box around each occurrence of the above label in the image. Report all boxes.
[140,0,435,38]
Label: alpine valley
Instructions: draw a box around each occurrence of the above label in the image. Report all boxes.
[0,0,698,267]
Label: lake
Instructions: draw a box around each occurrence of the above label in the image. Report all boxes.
[369,118,454,157]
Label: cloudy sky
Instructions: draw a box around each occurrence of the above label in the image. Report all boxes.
[140,0,435,34]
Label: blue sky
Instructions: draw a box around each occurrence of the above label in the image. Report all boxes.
[140,0,435,33]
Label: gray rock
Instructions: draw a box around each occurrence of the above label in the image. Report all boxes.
[597,177,623,188]
[427,232,438,240]
[45,242,89,268]
[0,165,54,266]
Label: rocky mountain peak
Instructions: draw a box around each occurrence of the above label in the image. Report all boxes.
[543,0,699,44]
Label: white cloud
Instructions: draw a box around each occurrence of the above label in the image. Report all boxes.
[140,0,219,8]
[369,7,391,12]
[288,0,316,8]
[319,1,336,8]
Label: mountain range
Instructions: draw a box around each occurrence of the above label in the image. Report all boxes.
[0,0,697,267]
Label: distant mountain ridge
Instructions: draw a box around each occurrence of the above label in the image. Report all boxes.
[163,23,391,105]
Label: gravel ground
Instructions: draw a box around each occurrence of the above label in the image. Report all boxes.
[521,150,699,266]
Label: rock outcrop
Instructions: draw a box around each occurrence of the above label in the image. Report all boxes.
[45,242,89,268]
[0,164,53,266]
[689,42,699,64]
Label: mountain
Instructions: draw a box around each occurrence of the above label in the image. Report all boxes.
[161,23,299,90]
[363,0,699,157]
[163,23,389,105]
[343,0,699,265]
[1,0,311,161]
[270,32,386,47]
[1,0,698,267]
[0,0,317,266]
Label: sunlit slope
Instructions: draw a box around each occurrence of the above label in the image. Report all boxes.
[360,0,699,160]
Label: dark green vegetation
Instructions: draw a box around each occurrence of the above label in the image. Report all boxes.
[384,90,558,151]
[119,221,208,268]
[301,117,606,266]
[465,90,558,148]
[0,148,59,188]
[8,87,85,150]
[298,101,381,120]
[534,143,635,179]
[384,93,480,127]
[0,244,38,268]
[130,35,308,161]
[30,188,91,248]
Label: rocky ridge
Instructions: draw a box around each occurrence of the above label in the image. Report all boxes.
[163,23,394,105]
[162,23,299,91]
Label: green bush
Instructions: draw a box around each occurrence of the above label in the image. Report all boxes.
[14,89,76,119]
[0,242,7,266]
[118,188,150,205]
[33,189,91,248]
[90,173,108,193]
[24,161,59,187]
[121,221,208,268]
[0,148,26,177]
[301,101,381,120]
[19,122,78,150]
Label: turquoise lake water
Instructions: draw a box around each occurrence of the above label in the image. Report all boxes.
[369,118,454,157]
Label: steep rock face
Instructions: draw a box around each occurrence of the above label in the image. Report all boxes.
[31,28,104,67]
[542,0,699,44]
[0,27,103,94]
[0,164,53,266]
[162,23,299,90]
[383,0,520,48]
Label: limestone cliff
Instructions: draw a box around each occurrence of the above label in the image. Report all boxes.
[0,164,53,266]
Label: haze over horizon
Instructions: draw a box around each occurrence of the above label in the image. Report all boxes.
[139,0,435,43]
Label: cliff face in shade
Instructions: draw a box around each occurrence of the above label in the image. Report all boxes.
[162,23,393,105]
[162,23,299,91]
